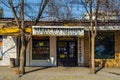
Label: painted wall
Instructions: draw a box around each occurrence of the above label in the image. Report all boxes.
[0,36,17,66]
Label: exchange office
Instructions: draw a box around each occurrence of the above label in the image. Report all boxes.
[26,26,84,66]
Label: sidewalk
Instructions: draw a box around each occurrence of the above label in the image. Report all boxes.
[0,67,120,80]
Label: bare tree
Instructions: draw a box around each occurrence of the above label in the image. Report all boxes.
[80,0,120,74]
[47,0,74,21]
[78,0,99,74]
[98,0,120,20]
[8,0,49,75]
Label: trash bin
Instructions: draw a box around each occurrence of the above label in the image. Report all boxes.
[10,58,15,68]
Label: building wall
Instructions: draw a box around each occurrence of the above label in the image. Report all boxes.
[84,31,120,67]
[95,31,120,67]
[78,37,84,66]
[84,32,90,67]
[50,36,57,66]
[0,36,17,66]
[26,31,120,67]
[114,31,120,67]
[26,36,84,66]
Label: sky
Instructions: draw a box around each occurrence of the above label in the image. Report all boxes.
[0,0,87,20]
[1,0,120,21]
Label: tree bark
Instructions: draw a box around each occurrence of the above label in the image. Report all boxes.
[19,36,25,75]
[90,0,95,74]
[19,0,25,75]
[90,32,95,74]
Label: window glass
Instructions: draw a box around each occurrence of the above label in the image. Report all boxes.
[32,36,50,60]
[95,32,114,59]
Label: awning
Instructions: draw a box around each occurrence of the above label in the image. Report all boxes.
[25,27,31,33]
[32,26,84,36]
[0,27,31,35]
[0,27,20,35]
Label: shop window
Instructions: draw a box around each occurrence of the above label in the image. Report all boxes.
[0,36,3,60]
[32,36,50,60]
[95,32,114,59]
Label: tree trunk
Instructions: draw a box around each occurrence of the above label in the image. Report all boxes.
[90,32,95,74]
[19,35,25,75]
[89,0,95,74]
[19,0,25,75]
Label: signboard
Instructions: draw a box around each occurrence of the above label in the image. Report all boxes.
[97,26,120,30]
[32,26,84,36]
[85,26,120,30]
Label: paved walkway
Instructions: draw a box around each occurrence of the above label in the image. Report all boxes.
[0,67,120,80]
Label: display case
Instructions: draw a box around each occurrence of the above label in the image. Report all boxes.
[32,36,50,60]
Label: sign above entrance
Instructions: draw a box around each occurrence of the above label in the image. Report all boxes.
[32,26,84,36]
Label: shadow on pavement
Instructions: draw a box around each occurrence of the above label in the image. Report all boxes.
[95,59,106,74]
[108,72,120,75]
[95,66,104,74]
[25,67,52,74]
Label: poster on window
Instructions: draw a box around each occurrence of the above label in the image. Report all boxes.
[95,32,114,59]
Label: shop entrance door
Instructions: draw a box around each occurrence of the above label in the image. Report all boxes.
[57,41,78,66]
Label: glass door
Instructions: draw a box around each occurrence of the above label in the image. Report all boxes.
[57,41,77,66]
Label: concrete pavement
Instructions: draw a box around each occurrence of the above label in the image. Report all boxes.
[0,67,120,80]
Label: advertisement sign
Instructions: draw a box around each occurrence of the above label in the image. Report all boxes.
[32,26,84,36]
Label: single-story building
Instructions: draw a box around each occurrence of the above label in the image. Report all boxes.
[0,19,120,67]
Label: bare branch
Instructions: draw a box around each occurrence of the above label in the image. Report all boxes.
[94,0,100,35]
[34,0,49,25]
[8,0,20,27]
[20,0,24,29]
[80,0,90,18]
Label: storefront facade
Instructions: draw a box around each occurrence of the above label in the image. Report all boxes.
[0,19,120,67]
[84,26,120,67]
[26,25,120,67]
[26,26,85,66]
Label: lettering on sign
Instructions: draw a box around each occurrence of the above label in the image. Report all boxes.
[97,26,120,30]
[32,26,84,36]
